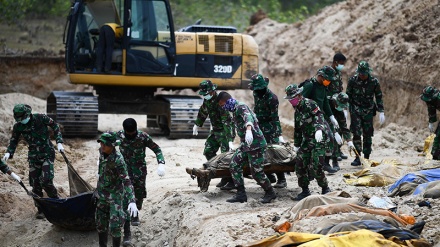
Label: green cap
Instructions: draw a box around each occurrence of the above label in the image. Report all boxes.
[249,74,269,90]
[284,84,303,99]
[198,80,217,95]
[356,61,372,75]
[421,86,438,102]
[317,65,337,81]
[97,132,119,147]
[332,92,349,110]
[13,104,32,122]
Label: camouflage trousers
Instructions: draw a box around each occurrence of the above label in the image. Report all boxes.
[96,199,126,237]
[29,159,58,198]
[350,112,374,156]
[229,147,271,190]
[260,121,280,144]
[432,122,440,159]
[296,140,329,188]
[123,175,147,222]
[204,131,229,160]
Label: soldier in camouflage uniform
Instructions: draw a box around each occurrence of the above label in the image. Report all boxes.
[328,53,349,162]
[346,61,385,166]
[114,118,165,245]
[329,92,356,169]
[420,86,440,159]
[2,104,64,219]
[249,74,287,188]
[217,91,276,204]
[193,80,236,190]
[301,66,340,173]
[0,159,22,183]
[284,84,332,201]
[96,133,138,247]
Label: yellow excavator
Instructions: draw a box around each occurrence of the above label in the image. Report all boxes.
[47,0,258,138]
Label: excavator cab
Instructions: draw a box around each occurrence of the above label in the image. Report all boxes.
[65,0,175,75]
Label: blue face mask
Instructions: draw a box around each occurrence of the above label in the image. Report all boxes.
[20,117,30,124]
[203,94,213,100]
[336,64,344,71]
[222,98,237,112]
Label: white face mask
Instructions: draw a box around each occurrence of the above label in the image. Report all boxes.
[336,64,344,71]
[203,94,213,100]
[20,117,30,124]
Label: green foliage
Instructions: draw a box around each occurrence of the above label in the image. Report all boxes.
[0,0,70,23]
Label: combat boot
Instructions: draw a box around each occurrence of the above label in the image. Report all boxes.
[322,186,331,194]
[260,187,277,203]
[123,221,131,247]
[216,178,229,188]
[332,158,340,171]
[113,236,121,247]
[293,187,311,201]
[340,152,348,159]
[323,163,337,173]
[364,154,370,159]
[273,172,287,188]
[351,157,361,166]
[35,207,45,219]
[266,173,277,183]
[226,185,247,203]
[98,232,108,247]
[220,181,237,190]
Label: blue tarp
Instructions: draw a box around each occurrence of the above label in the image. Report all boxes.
[388,168,440,193]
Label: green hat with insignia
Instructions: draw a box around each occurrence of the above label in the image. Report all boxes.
[356,61,372,75]
[13,104,32,122]
[97,132,120,147]
[317,65,337,81]
[332,92,349,111]
[198,80,217,95]
[284,84,303,99]
[249,74,269,90]
[421,86,438,102]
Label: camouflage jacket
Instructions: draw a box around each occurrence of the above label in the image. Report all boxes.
[194,92,235,140]
[346,74,384,116]
[115,130,164,177]
[293,98,328,147]
[425,95,440,123]
[0,160,11,174]
[329,98,352,140]
[7,113,63,162]
[96,148,135,203]
[302,77,333,118]
[253,88,282,143]
[233,101,267,152]
[327,69,344,95]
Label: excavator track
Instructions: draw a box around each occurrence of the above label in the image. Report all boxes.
[160,95,211,139]
[47,91,99,137]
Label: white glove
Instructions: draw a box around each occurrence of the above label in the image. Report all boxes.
[429,122,436,133]
[334,132,343,145]
[10,172,21,182]
[329,115,339,129]
[343,110,348,120]
[347,141,355,149]
[293,146,299,152]
[96,160,100,178]
[379,112,385,125]
[315,130,323,142]
[278,136,285,143]
[157,162,165,177]
[2,153,10,162]
[245,129,253,145]
[127,202,139,217]
[57,143,64,153]
[192,125,198,136]
[228,141,235,151]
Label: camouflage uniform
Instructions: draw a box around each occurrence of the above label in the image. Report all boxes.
[328,68,347,158]
[6,113,63,198]
[420,86,440,159]
[253,88,282,143]
[229,101,271,190]
[346,62,384,158]
[330,93,352,142]
[293,98,331,189]
[96,144,135,238]
[0,160,11,174]
[115,130,164,210]
[195,91,235,160]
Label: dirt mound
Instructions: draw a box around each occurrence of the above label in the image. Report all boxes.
[248,0,439,129]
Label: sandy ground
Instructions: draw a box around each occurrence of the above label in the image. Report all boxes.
[0,93,439,247]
